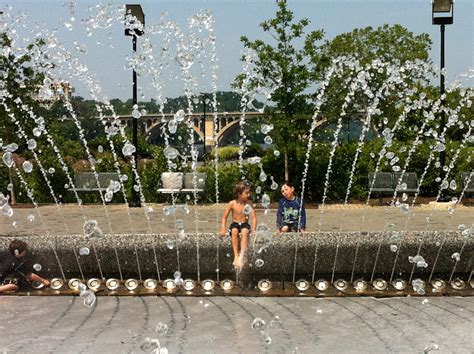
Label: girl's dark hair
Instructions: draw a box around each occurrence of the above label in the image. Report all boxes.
[9,239,28,257]
[234,181,250,199]
[282,181,294,188]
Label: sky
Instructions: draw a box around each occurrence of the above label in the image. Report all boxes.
[2,0,473,101]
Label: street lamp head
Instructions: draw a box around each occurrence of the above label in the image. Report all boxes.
[432,0,454,25]
[125,4,145,36]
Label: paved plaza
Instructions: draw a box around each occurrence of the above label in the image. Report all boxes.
[0,295,472,353]
[1,203,472,237]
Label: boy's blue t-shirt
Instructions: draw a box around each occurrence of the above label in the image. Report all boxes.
[276,196,306,229]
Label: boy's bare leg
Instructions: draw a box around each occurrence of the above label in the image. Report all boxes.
[280,225,289,232]
[0,283,19,293]
[231,228,240,266]
[238,228,249,267]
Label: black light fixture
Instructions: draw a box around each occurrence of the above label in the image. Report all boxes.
[432,0,453,201]
[125,4,145,207]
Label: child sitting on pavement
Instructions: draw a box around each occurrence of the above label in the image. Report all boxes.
[277,181,306,232]
[220,181,257,268]
[0,239,50,293]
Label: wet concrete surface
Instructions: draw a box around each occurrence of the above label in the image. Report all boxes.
[0,295,472,353]
[1,203,472,237]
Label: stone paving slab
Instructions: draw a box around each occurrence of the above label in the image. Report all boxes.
[1,203,472,237]
[0,295,472,353]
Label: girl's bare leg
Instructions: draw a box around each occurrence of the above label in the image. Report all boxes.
[231,228,240,266]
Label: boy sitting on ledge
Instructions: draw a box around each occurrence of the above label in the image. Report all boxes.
[220,181,257,268]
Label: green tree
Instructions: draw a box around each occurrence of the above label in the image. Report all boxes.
[315,24,433,133]
[234,1,324,180]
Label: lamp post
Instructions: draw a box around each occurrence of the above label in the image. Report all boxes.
[201,92,211,157]
[432,0,453,201]
[125,4,144,207]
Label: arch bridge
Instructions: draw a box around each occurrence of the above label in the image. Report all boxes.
[103,111,368,147]
[108,111,265,147]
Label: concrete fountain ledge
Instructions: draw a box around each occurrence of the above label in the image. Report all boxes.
[0,231,471,279]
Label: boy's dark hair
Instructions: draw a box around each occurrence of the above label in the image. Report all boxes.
[282,181,294,188]
[234,181,250,199]
[9,239,28,257]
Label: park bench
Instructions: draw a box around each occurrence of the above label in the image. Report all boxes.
[157,172,206,194]
[461,172,474,193]
[368,172,419,196]
[69,172,120,192]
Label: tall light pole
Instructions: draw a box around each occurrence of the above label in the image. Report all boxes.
[201,92,211,157]
[125,4,144,207]
[432,0,453,201]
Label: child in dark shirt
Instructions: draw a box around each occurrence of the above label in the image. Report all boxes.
[0,240,50,293]
[276,181,306,232]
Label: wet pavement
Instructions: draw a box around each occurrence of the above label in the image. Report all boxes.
[1,203,472,237]
[0,295,472,353]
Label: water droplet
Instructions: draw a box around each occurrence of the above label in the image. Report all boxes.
[33,263,42,271]
[400,203,409,213]
[255,259,264,267]
[264,136,273,145]
[168,120,178,134]
[423,341,439,353]
[22,161,33,173]
[451,252,460,262]
[3,152,14,168]
[98,145,103,153]
[449,180,457,190]
[270,315,282,328]
[390,244,398,252]
[132,108,141,119]
[27,139,37,150]
[248,156,261,164]
[2,205,13,217]
[155,322,168,335]
[260,330,271,344]
[80,289,96,307]
[174,109,185,122]
[164,146,179,160]
[33,127,42,137]
[140,337,160,352]
[165,239,175,249]
[260,124,273,134]
[105,190,113,202]
[122,142,136,156]
[79,247,90,256]
[259,171,267,182]
[27,214,35,222]
[243,204,252,215]
[434,142,445,152]
[251,317,265,330]
[261,194,270,208]
[274,150,280,157]
[83,219,98,237]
